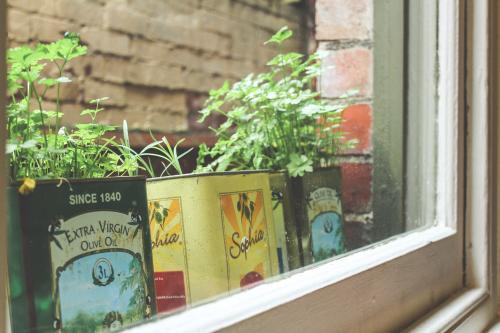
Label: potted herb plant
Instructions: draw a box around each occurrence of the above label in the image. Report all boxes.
[196,27,356,267]
[6,34,158,332]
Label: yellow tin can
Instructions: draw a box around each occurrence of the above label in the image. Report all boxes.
[146,171,279,311]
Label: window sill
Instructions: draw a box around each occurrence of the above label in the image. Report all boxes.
[125,226,458,332]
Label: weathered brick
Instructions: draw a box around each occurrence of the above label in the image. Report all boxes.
[103,3,149,36]
[185,71,226,93]
[7,0,309,136]
[80,27,130,57]
[37,0,59,15]
[226,58,255,78]
[147,19,192,46]
[93,107,127,128]
[145,110,188,133]
[60,0,103,26]
[128,0,195,18]
[83,80,127,107]
[254,8,293,32]
[30,15,78,43]
[125,0,169,18]
[7,9,31,42]
[8,0,38,12]
[341,163,372,214]
[231,24,258,60]
[126,62,185,89]
[75,55,128,84]
[130,39,172,64]
[148,19,231,57]
[200,0,231,14]
[320,47,373,98]
[57,102,88,126]
[201,56,229,76]
[340,103,373,154]
[167,48,202,71]
[42,79,81,102]
[198,32,231,56]
[7,39,26,48]
[120,107,188,133]
[316,0,372,40]
[196,9,232,35]
[125,87,187,113]
[184,71,210,93]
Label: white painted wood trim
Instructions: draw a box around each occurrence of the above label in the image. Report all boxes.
[1,0,494,331]
[454,296,496,333]
[459,0,497,323]
[125,227,459,333]
[465,0,494,291]
[487,320,500,333]
[406,0,438,231]
[406,288,489,332]
[436,0,464,233]
[409,0,498,330]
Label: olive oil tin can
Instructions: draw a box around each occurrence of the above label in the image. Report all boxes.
[269,172,301,271]
[291,168,346,265]
[10,177,156,332]
[146,171,279,310]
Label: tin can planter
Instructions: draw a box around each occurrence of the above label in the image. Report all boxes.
[290,167,346,265]
[146,171,280,313]
[269,172,301,271]
[8,177,156,332]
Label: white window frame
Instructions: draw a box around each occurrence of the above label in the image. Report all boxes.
[1,0,496,332]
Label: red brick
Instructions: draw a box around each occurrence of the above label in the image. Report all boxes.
[320,47,373,98]
[341,163,372,213]
[340,103,372,154]
[316,0,372,40]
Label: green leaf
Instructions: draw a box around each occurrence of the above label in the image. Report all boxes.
[6,143,18,154]
[80,109,96,117]
[264,26,293,45]
[38,77,57,87]
[89,97,110,104]
[20,140,38,149]
[286,154,314,177]
[267,52,303,67]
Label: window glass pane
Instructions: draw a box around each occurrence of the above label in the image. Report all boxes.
[5,0,438,331]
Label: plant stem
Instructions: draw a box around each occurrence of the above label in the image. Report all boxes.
[32,86,49,148]
[26,81,31,142]
[54,59,67,147]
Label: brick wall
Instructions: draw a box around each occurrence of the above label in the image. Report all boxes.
[8,0,373,246]
[7,0,307,143]
[315,0,373,250]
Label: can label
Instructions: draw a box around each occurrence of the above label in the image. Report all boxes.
[50,209,150,331]
[220,191,273,289]
[148,198,189,312]
[307,187,345,262]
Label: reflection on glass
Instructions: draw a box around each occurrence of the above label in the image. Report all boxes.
[5,0,429,331]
